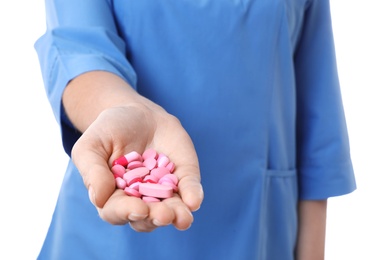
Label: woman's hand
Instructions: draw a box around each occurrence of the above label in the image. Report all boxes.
[72,104,203,232]
[64,71,203,232]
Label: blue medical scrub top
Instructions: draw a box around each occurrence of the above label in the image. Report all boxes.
[35,0,356,259]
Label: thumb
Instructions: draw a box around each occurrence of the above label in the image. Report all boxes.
[71,140,116,208]
[83,163,116,209]
[175,165,204,212]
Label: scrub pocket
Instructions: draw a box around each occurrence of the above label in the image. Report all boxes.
[259,169,298,260]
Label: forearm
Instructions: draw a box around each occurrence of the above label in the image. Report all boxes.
[62,71,158,133]
[296,200,327,260]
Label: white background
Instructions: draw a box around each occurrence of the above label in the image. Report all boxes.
[0,1,389,259]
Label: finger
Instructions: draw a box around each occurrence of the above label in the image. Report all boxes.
[159,135,204,212]
[147,199,175,226]
[129,200,174,232]
[129,220,157,233]
[71,138,115,208]
[163,195,194,231]
[98,189,149,225]
[164,150,203,212]
[175,166,204,212]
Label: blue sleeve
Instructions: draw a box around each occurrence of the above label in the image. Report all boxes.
[34,0,137,155]
[294,0,356,200]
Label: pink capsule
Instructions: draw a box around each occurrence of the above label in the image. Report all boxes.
[124,175,143,186]
[143,174,159,184]
[124,187,142,198]
[139,183,173,199]
[112,151,142,167]
[111,164,126,178]
[150,167,170,180]
[112,156,128,167]
[115,177,127,189]
[127,160,144,170]
[165,161,175,173]
[124,167,150,178]
[160,181,178,192]
[158,174,178,186]
[157,155,170,168]
[142,148,158,160]
[124,151,142,163]
[143,157,157,170]
[129,181,141,191]
[142,196,161,202]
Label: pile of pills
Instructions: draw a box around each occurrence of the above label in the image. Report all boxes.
[111,148,178,202]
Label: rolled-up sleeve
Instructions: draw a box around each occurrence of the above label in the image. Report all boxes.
[34,0,137,155]
[294,0,356,200]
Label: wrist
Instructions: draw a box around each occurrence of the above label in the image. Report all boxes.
[62,71,161,132]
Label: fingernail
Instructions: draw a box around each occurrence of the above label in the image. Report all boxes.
[178,222,192,231]
[184,207,193,218]
[152,219,162,226]
[128,213,148,221]
[88,187,96,206]
[190,188,204,212]
[152,219,168,226]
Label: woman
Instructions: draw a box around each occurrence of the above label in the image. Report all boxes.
[35,0,356,259]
